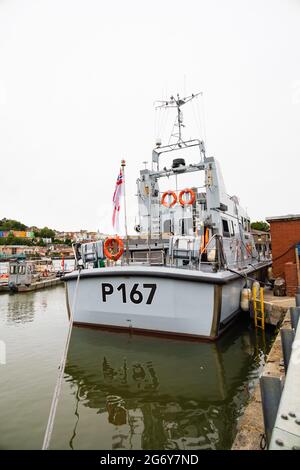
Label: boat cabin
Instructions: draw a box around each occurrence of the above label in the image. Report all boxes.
[9,261,33,287]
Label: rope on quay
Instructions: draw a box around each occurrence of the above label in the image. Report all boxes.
[42,268,82,450]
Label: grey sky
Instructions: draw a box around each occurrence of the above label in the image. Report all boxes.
[0,0,299,233]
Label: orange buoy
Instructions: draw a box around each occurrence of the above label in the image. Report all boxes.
[161,190,177,208]
[104,237,124,261]
[179,188,195,206]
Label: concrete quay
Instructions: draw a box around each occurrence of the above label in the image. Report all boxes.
[232,294,296,450]
[0,277,62,294]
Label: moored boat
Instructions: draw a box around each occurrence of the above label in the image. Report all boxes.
[64,93,271,340]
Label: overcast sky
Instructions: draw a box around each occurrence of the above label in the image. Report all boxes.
[0,0,299,233]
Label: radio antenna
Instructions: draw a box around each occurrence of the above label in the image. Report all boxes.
[155,92,202,143]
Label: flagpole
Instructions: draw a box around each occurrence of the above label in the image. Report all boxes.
[121,159,129,264]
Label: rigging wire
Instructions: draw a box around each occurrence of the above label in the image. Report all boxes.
[191,98,203,141]
[168,116,178,145]
[161,107,171,142]
[271,243,298,263]
[42,268,82,450]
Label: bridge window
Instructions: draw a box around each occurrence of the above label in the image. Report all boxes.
[10,265,17,274]
[179,218,193,235]
[222,219,230,237]
[163,219,172,233]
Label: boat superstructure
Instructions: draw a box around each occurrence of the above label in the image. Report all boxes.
[64,93,271,340]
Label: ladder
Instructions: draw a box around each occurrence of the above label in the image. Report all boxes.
[253,286,265,330]
[254,326,266,358]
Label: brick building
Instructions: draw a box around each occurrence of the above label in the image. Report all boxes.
[266,214,300,296]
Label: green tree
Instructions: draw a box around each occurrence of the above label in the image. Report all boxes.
[0,218,27,231]
[0,234,33,246]
[251,221,270,232]
[39,227,56,239]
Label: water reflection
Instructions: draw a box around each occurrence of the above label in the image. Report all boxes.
[1,291,51,326]
[5,297,36,324]
[51,319,271,450]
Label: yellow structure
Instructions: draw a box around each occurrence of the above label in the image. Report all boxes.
[253,286,265,330]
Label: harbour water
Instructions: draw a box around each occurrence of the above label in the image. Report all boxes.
[0,286,275,450]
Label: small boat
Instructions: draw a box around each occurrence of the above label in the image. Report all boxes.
[7,260,58,292]
[64,93,271,340]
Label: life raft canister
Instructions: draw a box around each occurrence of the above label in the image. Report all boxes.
[104,236,124,261]
[161,190,177,208]
[179,188,195,206]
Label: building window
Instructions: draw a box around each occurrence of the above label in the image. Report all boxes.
[222,219,230,237]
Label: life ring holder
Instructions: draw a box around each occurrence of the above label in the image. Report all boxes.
[161,191,177,208]
[104,237,124,261]
[179,188,196,206]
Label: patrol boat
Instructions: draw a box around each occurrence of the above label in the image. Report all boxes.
[64,93,271,340]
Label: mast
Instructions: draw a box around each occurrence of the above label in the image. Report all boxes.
[155,92,202,144]
[121,159,129,264]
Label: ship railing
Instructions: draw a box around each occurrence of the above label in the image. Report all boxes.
[124,254,219,272]
[158,185,206,196]
[122,250,165,266]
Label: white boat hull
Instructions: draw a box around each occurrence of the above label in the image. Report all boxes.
[63,265,264,340]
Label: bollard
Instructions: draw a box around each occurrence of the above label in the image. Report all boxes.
[280,328,295,373]
[260,375,283,446]
[290,306,300,330]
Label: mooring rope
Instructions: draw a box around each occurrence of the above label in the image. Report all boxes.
[42,268,82,450]
[226,267,271,287]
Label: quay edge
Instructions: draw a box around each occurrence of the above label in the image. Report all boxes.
[232,295,296,450]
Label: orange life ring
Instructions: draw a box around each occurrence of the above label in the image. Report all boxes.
[161,190,177,208]
[179,188,195,206]
[104,236,124,261]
